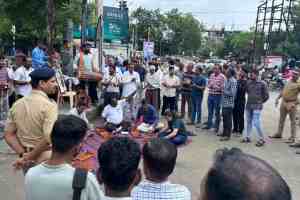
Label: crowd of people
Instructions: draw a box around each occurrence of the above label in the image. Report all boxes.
[24,115,291,200]
[0,42,299,199]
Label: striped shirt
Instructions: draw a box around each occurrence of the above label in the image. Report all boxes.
[132,180,191,200]
[0,67,9,89]
[208,73,225,95]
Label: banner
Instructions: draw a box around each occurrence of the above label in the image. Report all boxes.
[143,41,155,61]
[103,6,129,43]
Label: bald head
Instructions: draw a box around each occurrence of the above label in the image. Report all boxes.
[201,148,291,200]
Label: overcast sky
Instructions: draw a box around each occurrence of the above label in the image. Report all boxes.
[103,0,262,30]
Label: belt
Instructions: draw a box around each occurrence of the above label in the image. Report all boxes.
[24,147,34,153]
[283,99,297,103]
[19,147,34,158]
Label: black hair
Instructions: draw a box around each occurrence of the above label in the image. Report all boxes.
[196,66,203,73]
[143,138,177,180]
[98,137,141,192]
[204,148,291,200]
[227,68,236,78]
[51,115,88,154]
[168,60,175,66]
[123,60,129,66]
[30,76,54,89]
[251,69,259,75]
[141,99,147,105]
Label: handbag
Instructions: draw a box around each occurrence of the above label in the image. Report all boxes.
[78,52,102,81]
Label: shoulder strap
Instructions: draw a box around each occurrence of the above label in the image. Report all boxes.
[72,168,88,200]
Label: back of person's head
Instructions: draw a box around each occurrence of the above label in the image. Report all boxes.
[201,148,291,200]
[98,137,141,193]
[143,138,177,181]
[51,115,88,154]
[169,59,175,66]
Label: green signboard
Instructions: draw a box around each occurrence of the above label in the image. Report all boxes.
[103,6,129,43]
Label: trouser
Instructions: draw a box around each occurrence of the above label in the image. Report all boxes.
[207,94,222,129]
[244,109,264,140]
[233,101,245,133]
[276,101,297,139]
[80,81,99,104]
[159,132,187,146]
[145,89,160,110]
[161,96,176,115]
[0,90,9,121]
[8,92,16,108]
[175,89,180,112]
[103,92,119,107]
[222,107,233,137]
[181,92,192,119]
[191,93,203,124]
[88,81,98,104]
[158,89,161,110]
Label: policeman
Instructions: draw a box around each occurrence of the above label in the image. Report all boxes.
[4,67,58,172]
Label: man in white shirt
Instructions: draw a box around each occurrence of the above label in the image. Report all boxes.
[97,137,141,200]
[102,65,122,106]
[161,66,180,115]
[122,64,140,98]
[25,115,104,200]
[14,53,33,98]
[102,98,125,131]
[145,65,161,110]
[132,138,191,200]
[69,100,89,125]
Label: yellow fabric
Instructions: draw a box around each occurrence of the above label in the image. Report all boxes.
[5,90,58,148]
[282,81,300,102]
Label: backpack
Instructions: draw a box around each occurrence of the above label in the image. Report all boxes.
[72,168,88,200]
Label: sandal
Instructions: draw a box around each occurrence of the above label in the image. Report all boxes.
[285,138,295,144]
[241,138,251,143]
[256,140,266,147]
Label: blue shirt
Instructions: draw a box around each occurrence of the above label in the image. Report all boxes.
[192,75,206,96]
[32,47,47,69]
[137,104,159,125]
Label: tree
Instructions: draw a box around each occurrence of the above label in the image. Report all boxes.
[0,0,83,52]
[130,7,203,56]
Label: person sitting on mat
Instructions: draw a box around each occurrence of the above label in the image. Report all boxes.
[158,110,188,146]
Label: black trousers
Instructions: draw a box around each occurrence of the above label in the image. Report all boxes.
[233,101,245,133]
[88,81,98,104]
[80,81,98,104]
[161,96,176,115]
[222,107,233,137]
[8,92,16,108]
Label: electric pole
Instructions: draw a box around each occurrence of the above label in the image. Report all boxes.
[96,0,103,69]
[81,0,88,45]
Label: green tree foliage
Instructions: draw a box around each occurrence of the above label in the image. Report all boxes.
[131,7,203,56]
[0,0,82,51]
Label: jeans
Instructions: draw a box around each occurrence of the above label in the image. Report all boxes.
[191,93,203,124]
[222,107,233,137]
[159,132,187,146]
[207,94,222,129]
[244,109,264,140]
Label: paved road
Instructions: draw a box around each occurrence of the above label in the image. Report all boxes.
[1,92,300,200]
